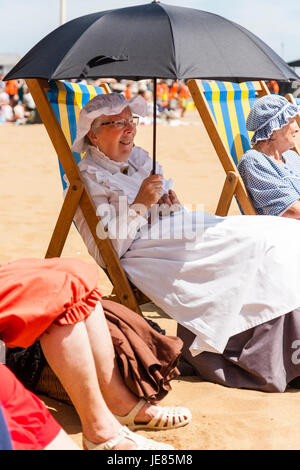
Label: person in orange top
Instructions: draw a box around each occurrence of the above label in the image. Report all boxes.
[124,83,132,100]
[0,257,190,450]
[0,362,79,450]
[5,80,18,99]
[168,81,179,110]
[178,81,191,117]
[156,80,169,112]
[267,80,279,94]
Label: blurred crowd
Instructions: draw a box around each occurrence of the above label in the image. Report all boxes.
[0,72,296,127]
[0,75,194,125]
[104,78,193,119]
[69,77,194,125]
[0,75,38,125]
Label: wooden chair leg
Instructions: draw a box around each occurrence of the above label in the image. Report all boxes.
[45,179,84,258]
[215,171,239,216]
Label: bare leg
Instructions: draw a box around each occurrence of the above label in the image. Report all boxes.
[40,321,137,449]
[84,302,168,423]
[44,429,81,450]
[84,302,138,413]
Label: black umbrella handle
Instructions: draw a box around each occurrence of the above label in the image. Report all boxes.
[152,77,157,174]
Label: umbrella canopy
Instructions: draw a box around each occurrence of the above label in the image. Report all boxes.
[5,2,299,83]
[288,59,300,68]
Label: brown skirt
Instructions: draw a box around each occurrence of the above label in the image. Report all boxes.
[102,299,182,402]
[36,299,183,404]
[177,310,300,392]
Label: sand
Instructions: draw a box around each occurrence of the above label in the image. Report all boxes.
[1,111,300,450]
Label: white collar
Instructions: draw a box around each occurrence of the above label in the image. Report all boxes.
[87,145,128,174]
[86,145,148,174]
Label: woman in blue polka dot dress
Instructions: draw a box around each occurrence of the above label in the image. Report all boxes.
[238,95,300,218]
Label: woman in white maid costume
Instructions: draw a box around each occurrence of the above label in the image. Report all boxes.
[70,92,300,392]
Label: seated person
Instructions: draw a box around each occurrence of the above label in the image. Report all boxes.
[0,363,80,450]
[238,94,300,218]
[0,257,191,450]
[69,92,300,393]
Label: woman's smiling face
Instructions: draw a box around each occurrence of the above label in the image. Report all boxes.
[87,106,137,162]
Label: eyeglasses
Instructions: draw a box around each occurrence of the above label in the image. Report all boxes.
[99,116,139,130]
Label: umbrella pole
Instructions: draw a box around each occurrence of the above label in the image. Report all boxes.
[152,77,157,174]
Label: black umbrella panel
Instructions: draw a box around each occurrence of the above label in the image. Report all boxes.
[288,59,300,68]
[6,1,300,172]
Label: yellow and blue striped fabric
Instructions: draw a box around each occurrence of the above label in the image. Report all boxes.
[202,81,256,166]
[47,80,105,189]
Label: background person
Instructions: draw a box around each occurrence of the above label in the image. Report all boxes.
[238,95,300,218]
[0,91,14,122]
[0,363,80,450]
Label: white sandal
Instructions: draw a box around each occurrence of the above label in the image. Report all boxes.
[114,398,192,431]
[82,425,174,450]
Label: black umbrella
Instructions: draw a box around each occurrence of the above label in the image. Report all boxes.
[5,1,299,172]
[288,59,300,68]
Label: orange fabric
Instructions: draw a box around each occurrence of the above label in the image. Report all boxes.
[179,83,190,99]
[5,80,18,96]
[124,85,132,100]
[169,81,179,101]
[157,82,169,106]
[0,258,102,348]
[0,363,61,450]
[267,80,279,94]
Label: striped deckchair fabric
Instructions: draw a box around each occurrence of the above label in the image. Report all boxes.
[200,81,256,165]
[46,80,106,189]
[24,77,147,315]
[187,79,270,216]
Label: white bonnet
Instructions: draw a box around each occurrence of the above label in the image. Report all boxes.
[246,94,300,145]
[72,92,147,153]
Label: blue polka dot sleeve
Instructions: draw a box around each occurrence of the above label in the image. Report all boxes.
[238,150,300,216]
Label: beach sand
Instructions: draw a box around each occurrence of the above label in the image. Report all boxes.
[1,110,300,450]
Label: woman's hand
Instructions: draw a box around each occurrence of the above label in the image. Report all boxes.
[131,173,164,215]
[158,189,181,207]
[158,189,181,216]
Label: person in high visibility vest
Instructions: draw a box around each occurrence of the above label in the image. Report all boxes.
[156,80,169,112]
[168,81,179,110]
[178,81,191,117]
[5,80,18,99]
[267,80,279,94]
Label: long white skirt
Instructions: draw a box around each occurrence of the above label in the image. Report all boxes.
[121,211,300,355]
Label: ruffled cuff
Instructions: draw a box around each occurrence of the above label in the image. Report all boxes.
[54,288,102,326]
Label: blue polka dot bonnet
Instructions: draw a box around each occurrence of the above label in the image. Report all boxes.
[246,94,300,145]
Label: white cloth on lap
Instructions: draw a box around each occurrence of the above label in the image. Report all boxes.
[71,145,300,355]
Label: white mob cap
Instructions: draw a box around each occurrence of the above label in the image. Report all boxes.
[72,92,147,153]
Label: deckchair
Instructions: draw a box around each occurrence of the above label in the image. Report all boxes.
[187,79,270,216]
[25,78,150,316]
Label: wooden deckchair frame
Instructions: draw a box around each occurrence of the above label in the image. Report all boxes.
[187,79,270,216]
[25,78,149,315]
